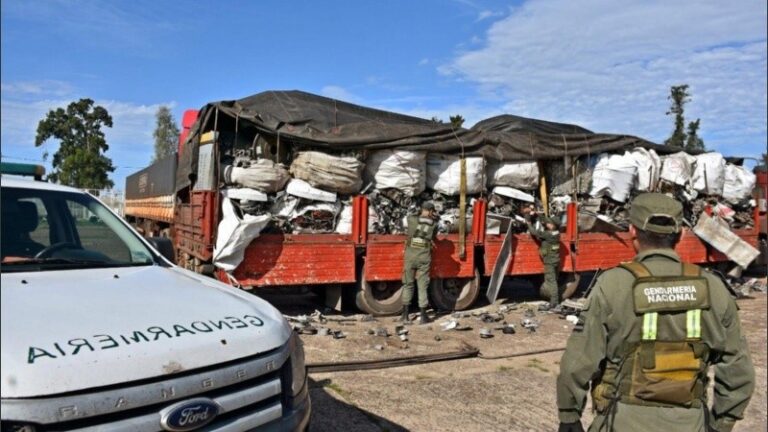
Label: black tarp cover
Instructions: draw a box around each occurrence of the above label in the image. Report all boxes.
[176,90,680,191]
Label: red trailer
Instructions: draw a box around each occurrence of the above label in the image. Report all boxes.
[126,108,768,316]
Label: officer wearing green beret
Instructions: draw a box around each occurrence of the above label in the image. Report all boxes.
[556,193,754,432]
[400,201,438,324]
[525,208,563,311]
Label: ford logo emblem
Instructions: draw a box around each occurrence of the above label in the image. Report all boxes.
[159,398,221,431]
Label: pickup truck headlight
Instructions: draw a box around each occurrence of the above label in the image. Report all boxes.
[288,332,307,397]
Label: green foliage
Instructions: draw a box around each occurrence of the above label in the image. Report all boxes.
[664,84,705,151]
[34,98,115,188]
[664,85,690,147]
[152,106,180,162]
[685,119,705,151]
[449,114,465,129]
[430,116,444,124]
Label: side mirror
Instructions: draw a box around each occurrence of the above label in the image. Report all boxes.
[147,237,175,264]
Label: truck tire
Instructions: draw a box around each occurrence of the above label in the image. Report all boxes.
[355,270,403,316]
[429,269,481,312]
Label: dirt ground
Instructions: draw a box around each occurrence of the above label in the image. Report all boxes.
[258,279,767,432]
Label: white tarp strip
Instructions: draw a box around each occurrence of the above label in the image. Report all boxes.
[286,178,337,202]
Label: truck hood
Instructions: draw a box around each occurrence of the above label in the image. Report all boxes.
[1,265,291,398]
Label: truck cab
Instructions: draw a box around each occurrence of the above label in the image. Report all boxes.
[1,164,310,431]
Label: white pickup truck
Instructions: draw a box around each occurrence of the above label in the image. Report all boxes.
[0,165,310,432]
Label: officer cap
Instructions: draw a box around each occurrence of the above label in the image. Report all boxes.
[421,201,435,211]
[629,193,683,234]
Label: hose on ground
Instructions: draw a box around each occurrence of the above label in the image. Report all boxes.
[477,346,566,360]
[307,345,479,373]
[306,345,566,373]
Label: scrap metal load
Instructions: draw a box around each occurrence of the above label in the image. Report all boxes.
[175,91,758,269]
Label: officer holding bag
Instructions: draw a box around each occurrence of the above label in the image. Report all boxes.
[556,193,754,432]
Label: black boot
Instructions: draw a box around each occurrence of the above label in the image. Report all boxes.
[400,305,411,323]
[419,308,431,324]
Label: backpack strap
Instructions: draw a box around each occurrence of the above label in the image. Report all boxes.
[619,261,652,278]
[681,262,701,277]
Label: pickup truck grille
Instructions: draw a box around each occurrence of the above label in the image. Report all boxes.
[1,343,292,432]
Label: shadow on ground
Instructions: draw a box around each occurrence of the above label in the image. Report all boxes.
[308,377,407,432]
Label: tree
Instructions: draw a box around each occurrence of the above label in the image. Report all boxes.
[152,106,180,162]
[664,84,706,151]
[35,98,115,188]
[449,114,465,129]
[430,116,444,124]
[685,119,705,151]
[664,84,690,147]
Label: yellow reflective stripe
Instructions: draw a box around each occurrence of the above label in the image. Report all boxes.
[642,312,658,340]
[687,309,702,339]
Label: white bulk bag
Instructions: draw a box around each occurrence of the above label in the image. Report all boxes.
[589,153,638,202]
[660,151,696,186]
[426,154,485,195]
[488,161,539,189]
[223,159,290,193]
[723,163,756,203]
[691,152,726,195]
[365,149,426,196]
[627,148,661,192]
[334,203,353,234]
[290,151,365,194]
[367,204,380,233]
[212,197,270,272]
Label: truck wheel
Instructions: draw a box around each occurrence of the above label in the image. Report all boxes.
[429,269,481,312]
[355,271,403,316]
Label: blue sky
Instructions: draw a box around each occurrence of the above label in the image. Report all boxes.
[2,0,766,188]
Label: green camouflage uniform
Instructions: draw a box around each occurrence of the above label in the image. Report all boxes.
[401,215,437,309]
[529,221,562,306]
[557,193,754,432]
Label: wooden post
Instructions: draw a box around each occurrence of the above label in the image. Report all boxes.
[539,161,548,217]
[459,157,467,259]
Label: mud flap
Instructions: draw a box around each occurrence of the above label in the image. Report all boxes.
[486,222,514,304]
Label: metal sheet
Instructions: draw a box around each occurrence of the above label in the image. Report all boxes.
[693,213,760,268]
[194,143,215,191]
[486,222,514,303]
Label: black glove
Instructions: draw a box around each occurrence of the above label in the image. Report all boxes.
[558,421,584,432]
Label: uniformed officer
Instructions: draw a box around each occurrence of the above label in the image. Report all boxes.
[400,201,438,324]
[556,193,754,432]
[525,209,562,311]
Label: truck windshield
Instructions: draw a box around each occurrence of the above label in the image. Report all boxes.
[1,187,156,272]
